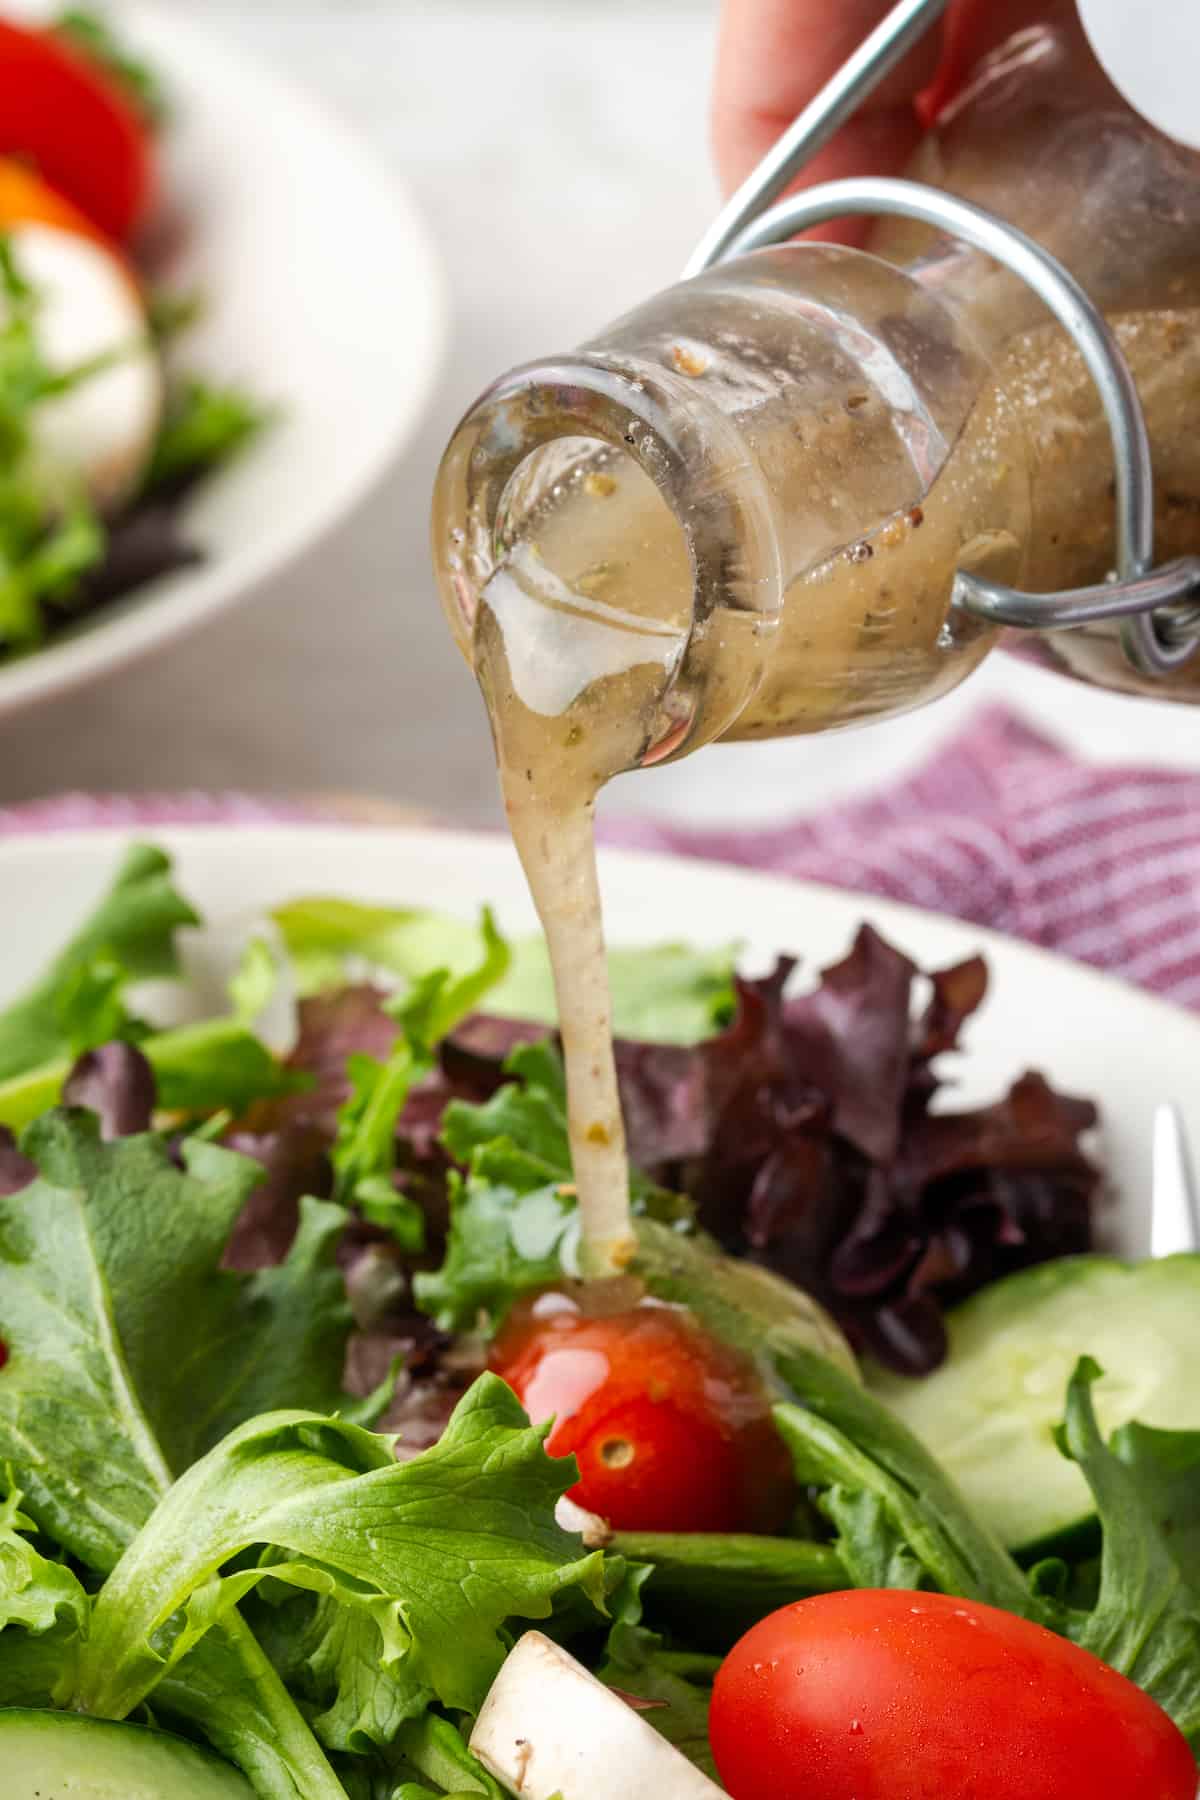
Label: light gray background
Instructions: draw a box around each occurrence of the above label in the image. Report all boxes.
[0,0,1194,827]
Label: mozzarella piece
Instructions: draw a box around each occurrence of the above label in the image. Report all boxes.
[470,1632,728,1800]
[4,224,163,509]
[553,1494,611,1546]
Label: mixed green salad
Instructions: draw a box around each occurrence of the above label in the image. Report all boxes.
[0,10,266,655]
[0,843,1197,1800]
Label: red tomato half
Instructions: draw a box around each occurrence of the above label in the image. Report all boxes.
[491,1289,792,1534]
[710,1589,1196,1800]
[0,21,152,242]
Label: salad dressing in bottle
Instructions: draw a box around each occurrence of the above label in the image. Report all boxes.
[433,6,1200,1268]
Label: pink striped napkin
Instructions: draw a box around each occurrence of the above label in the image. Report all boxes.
[3,707,1199,1006]
[601,707,1200,1009]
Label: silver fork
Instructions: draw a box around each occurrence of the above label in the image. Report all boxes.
[1151,1102,1200,1256]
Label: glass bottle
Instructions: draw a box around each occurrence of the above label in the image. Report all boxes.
[432,2,1200,773]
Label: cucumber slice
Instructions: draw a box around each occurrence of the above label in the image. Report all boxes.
[868,1255,1200,1554]
[0,1709,253,1798]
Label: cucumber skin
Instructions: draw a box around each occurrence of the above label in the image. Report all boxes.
[867,1254,1200,1556]
[0,1708,253,1799]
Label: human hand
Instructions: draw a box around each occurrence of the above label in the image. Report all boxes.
[712,0,1055,200]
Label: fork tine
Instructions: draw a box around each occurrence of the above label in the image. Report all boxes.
[1151,1102,1200,1258]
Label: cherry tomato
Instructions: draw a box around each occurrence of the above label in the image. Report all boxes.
[490,1289,791,1533]
[0,21,152,243]
[0,159,114,248]
[709,1589,1196,1800]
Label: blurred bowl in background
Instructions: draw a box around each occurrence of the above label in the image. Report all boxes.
[0,0,445,718]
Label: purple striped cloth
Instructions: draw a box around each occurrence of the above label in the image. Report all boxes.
[0,792,328,833]
[4,706,1200,1006]
[602,707,1200,1009]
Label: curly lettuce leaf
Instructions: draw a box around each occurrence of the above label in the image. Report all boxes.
[333,1044,428,1246]
[0,843,196,1081]
[80,1376,605,1726]
[284,1598,422,1755]
[0,840,297,1127]
[1058,1359,1200,1752]
[1109,1415,1200,1593]
[271,896,733,1044]
[0,1488,90,1707]
[331,912,511,1248]
[415,1042,682,1332]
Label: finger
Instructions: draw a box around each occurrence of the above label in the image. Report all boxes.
[712,0,945,196]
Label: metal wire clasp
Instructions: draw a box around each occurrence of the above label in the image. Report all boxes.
[686,0,1200,679]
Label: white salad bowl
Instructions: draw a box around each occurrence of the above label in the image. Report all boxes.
[1,820,1198,1257]
[0,0,445,717]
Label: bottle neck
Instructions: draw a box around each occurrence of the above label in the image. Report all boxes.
[432,238,997,763]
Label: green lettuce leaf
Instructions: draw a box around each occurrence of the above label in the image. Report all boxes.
[0,1015,307,1132]
[0,236,108,648]
[79,1376,606,1725]
[0,1110,356,1552]
[145,379,270,494]
[1110,1416,1200,1592]
[415,1043,683,1332]
[0,843,196,1080]
[0,1110,362,1796]
[230,937,282,1029]
[285,1599,424,1755]
[772,1349,1200,1758]
[606,1529,844,1627]
[0,1488,90,1706]
[389,1716,505,1797]
[1059,1359,1200,1752]
[595,1560,721,1779]
[333,1043,427,1247]
[331,912,511,1248]
[771,1351,1037,1620]
[390,909,510,1052]
[494,941,735,1045]
[152,1612,351,1800]
[0,1114,254,1564]
[0,844,304,1130]
[271,896,733,1044]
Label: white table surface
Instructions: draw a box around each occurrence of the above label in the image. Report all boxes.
[1,0,1197,829]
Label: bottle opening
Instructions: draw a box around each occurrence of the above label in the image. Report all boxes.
[485,437,692,731]
[431,356,784,765]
